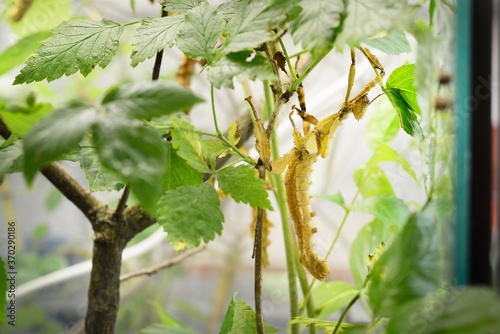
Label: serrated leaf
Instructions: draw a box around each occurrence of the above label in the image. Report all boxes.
[163,142,202,190]
[354,165,394,198]
[171,118,211,172]
[93,119,166,213]
[290,0,343,55]
[101,82,204,119]
[362,30,411,55]
[0,101,53,137]
[0,141,24,182]
[131,16,184,67]
[157,182,224,250]
[351,196,411,226]
[336,1,413,48]
[228,121,240,146]
[0,31,52,76]
[23,104,97,184]
[14,19,123,84]
[385,64,423,140]
[366,101,400,150]
[387,287,500,334]
[162,0,205,13]
[207,51,275,89]
[176,3,225,64]
[223,0,300,53]
[202,139,231,169]
[217,164,272,210]
[79,148,124,192]
[0,258,6,324]
[368,210,444,316]
[350,220,399,286]
[312,281,360,318]
[220,292,279,334]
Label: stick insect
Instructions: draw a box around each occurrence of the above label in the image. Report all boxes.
[272,47,385,280]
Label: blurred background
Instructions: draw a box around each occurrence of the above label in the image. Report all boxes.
[0,1,460,333]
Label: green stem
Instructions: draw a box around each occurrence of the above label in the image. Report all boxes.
[332,293,360,334]
[278,37,298,81]
[263,82,300,334]
[210,85,255,165]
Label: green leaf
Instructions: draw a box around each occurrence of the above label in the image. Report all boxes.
[101,82,204,119]
[79,148,124,192]
[384,64,423,140]
[366,100,400,150]
[162,0,205,13]
[207,51,275,89]
[23,104,98,184]
[354,165,394,198]
[202,139,231,169]
[227,121,241,146]
[312,281,360,318]
[45,188,63,211]
[351,196,411,226]
[290,0,343,55]
[336,1,414,47]
[387,287,500,334]
[0,141,24,182]
[370,144,417,182]
[362,30,411,55]
[316,191,346,209]
[176,3,225,64]
[14,19,124,84]
[131,16,184,67]
[220,292,279,334]
[93,119,166,213]
[350,219,398,286]
[157,182,224,251]
[163,142,202,191]
[0,101,53,137]
[171,118,211,173]
[0,31,52,76]
[368,210,444,316]
[217,164,273,210]
[0,258,6,325]
[222,0,300,53]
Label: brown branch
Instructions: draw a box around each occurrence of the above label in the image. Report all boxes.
[0,117,105,222]
[113,186,130,219]
[120,246,205,282]
[254,164,266,334]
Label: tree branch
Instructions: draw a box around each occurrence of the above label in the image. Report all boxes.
[113,186,130,219]
[0,117,105,222]
[120,246,205,282]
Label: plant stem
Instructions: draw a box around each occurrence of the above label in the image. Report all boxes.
[263,81,300,334]
[210,85,255,165]
[332,293,360,334]
[254,165,266,334]
[113,186,130,219]
[279,37,297,81]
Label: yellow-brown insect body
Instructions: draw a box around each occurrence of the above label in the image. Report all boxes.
[284,129,330,280]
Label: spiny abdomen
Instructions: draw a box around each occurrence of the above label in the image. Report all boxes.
[285,150,330,280]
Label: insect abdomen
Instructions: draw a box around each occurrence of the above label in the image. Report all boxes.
[285,150,330,280]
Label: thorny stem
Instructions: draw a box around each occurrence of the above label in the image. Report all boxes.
[254,165,266,334]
